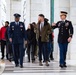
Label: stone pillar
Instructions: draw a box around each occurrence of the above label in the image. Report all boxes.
[10,0,22,21]
[30,0,43,23]
[21,0,51,29]
[0,0,7,28]
[41,0,51,22]
[25,0,31,28]
[0,0,1,28]
[70,0,76,61]
[21,0,31,29]
[6,0,11,22]
[30,0,51,23]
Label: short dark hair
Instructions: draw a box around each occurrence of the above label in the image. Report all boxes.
[5,21,9,24]
[32,22,36,25]
[29,23,34,31]
[44,18,49,21]
[39,14,45,18]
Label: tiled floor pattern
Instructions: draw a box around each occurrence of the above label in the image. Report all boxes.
[0,51,76,75]
[2,57,76,74]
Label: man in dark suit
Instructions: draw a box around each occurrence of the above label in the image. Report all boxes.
[52,11,74,68]
[8,13,27,68]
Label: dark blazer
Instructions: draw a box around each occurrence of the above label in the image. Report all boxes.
[52,20,74,43]
[8,22,27,44]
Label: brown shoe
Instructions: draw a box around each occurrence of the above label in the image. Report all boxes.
[46,61,49,66]
[39,61,43,66]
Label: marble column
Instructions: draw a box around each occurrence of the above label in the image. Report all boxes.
[69,0,76,61]
[6,0,11,22]
[0,0,1,28]
[30,0,51,23]
[10,0,22,21]
[0,0,7,27]
[30,0,43,22]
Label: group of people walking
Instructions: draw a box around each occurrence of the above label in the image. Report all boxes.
[0,11,74,68]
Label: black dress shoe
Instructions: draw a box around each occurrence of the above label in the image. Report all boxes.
[20,65,23,68]
[43,60,45,63]
[8,59,12,62]
[15,64,19,67]
[59,64,64,68]
[48,59,50,62]
[32,60,35,63]
[28,60,30,62]
[64,64,67,67]
[1,57,4,60]
[6,56,8,60]
[50,58,54,60]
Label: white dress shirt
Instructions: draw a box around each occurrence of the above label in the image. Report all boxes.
[40,22,44,31]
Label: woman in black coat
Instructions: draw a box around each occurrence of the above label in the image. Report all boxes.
[26,24,36,63]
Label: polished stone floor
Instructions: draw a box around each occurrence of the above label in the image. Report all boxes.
[0,51,76,75]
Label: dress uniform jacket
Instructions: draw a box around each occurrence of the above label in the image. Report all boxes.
[8,22,26,44]
[53,20,74,43]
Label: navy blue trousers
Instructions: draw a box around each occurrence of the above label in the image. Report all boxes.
[38,37,43,61]
[12,43,24,66]
[47,42,53,58]
[58,43,68,65]
[42,42,49,61]
[38,37,49,62]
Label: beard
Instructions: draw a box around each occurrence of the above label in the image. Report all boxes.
[38,20,41,24]
[5,25,8,27]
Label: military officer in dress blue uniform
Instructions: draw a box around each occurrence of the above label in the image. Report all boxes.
[8,13,27,68]
[52,11,74,68]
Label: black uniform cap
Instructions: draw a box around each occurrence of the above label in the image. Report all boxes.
[60,11,68,16]
[61,11,68,14]
[14,13,21,18]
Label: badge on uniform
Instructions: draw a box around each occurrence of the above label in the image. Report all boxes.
[20,25,23,28]
[58,23,61,27]
[65,22,69,27]
[12,26,14,30]
[20,25,23,31]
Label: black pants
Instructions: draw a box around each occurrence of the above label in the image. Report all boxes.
[38,37,43,62]
[6,42,13,60]
[1,40,6,58]
[12,43,24,66]
[27,44,35,61]
[42,42,49,62]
